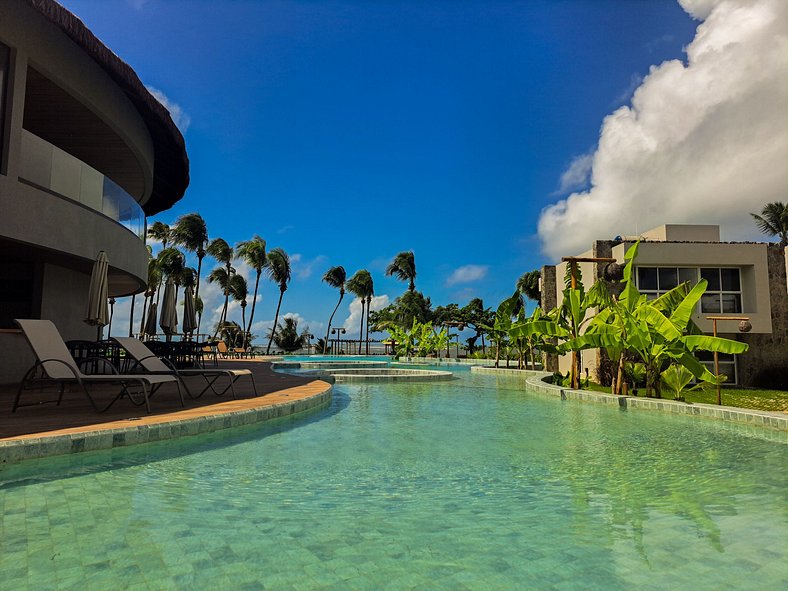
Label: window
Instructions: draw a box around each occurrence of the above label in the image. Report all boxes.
[636,266,698,299]
[696,351,738,385]
[700,268,742,313]
[635,266,742,313]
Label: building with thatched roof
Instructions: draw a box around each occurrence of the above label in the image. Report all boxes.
[0,0,189,383]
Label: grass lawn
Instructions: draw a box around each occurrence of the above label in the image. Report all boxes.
[588,382,788,413]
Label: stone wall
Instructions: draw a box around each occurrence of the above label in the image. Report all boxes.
[738,244,788,388]
[540,264,559,371]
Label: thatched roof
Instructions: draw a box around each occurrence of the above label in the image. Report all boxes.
[26,0,189,215]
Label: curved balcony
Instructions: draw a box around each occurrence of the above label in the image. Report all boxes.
[18,130,146,239]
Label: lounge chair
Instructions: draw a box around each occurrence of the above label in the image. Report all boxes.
[113,337,258,399]
[14,319,182,414]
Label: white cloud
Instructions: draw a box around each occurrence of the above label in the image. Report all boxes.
[290,253,326,280]
[341,294,390,336]
[537,0,788,260]
[446,264,489,287]
[146,86,191,133]
[557,153,594,193]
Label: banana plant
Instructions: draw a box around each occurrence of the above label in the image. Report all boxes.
[571,242,748,397]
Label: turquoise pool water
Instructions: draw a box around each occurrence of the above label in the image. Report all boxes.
[1,371,786,590]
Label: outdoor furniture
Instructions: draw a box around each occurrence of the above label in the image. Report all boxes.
[216,341,232,358]
[201,343,218,367]
[14,319,182,414]
[113,337,258,399]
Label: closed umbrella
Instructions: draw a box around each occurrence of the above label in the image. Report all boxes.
[144,301,158,338]
[182,285,197,336]
[159,278,178,339]
[84,250,109,340]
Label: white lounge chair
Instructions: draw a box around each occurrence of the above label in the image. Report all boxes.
[14,319,182,414]
[113,337,258,399]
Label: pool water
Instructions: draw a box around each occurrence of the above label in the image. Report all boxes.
[1,371,786,590]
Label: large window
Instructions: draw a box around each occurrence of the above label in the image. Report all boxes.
[636,266,742,313]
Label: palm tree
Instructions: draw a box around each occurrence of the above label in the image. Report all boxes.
[321,266,347,353]
[265,247,292,354]
[207,238,234,336]
[347,270,373,354]
[229,274,248,347]
[170,213,209,331]
[147,220,171,248]
[364,281,374,355]
[139,254,161,336]
[386,251,416,292]
[147,221,171,305]
[130,244,154,336]
[751,202,788,246]
[236,235,267,349]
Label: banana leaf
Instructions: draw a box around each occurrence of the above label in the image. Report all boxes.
[682,335,748,354]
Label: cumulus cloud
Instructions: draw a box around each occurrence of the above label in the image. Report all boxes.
[146,86,191,133]
[446,264,489,287]
[341,294,391,335]
[537,0,788,260]
[557,153,594,193]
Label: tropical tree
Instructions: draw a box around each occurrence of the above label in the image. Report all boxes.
[229,274,248,347]
[751,202,788,246]
[321,265,347,353]
[139,252,161,336]
[236,235,267,349]
[147,221,171,305]
[147,220,171,248]
[560,242,749,396]
[270,316,309,353]
[346,269,373,354]
[386,250,416,292]
[517,270,541,303]
[207,238,234,336]
[170,213,209,331]
[265,247,292,354]
[370,290,432,332]
[365,281,375,355]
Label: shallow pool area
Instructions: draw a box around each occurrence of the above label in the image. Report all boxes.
[1,370,786,589]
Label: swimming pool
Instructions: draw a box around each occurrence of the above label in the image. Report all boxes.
[1,370,785,589]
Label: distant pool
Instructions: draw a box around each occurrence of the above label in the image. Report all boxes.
[1,370,785,589]
[284,354,394,362]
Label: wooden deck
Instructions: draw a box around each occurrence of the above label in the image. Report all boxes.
[0,360,319,441]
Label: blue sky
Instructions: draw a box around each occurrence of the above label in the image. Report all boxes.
[59,0,787,343]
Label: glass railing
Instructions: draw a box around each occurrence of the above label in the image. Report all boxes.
[18,129,146,239]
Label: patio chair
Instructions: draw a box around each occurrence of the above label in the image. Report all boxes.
[13,319,182,414]
[113,337,258,399]
[216,341,231,359]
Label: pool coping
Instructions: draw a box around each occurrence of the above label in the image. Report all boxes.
[0,380,332,465]
[471,366,788,431]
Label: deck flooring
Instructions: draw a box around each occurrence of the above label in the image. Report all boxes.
[0,360,318,441]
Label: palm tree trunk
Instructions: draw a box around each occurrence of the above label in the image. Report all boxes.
[241,305,247,347]
[195,253,204,336]
[365,297,371,355]
[245,271,262,349]
[128,294,136,337]
[324,293,344,353]
[357,298,365,355]
[213,290,230,339]
[267,289,284,354]
[139,293,149,336]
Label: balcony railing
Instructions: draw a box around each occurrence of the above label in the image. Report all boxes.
[18,130,146,239]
